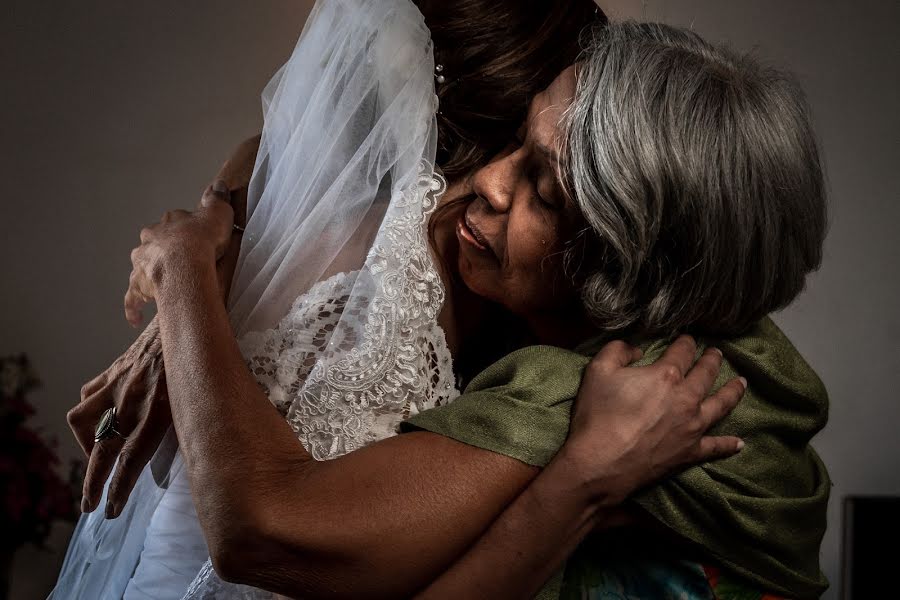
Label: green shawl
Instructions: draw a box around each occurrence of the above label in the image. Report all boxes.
[400,317,830,598]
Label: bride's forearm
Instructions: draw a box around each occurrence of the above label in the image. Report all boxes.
[415,448,608,600]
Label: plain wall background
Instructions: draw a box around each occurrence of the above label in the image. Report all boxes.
[2,1,897,598]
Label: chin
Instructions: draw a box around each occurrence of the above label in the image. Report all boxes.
[455,252,497,303]
[456,253,534,317]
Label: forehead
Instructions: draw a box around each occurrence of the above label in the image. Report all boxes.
[526,65,578,147]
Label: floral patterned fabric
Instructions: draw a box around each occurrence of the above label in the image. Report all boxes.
[557,531,788,600]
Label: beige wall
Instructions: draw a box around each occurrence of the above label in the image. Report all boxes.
[3,1,898,598]
[1,2,314,597]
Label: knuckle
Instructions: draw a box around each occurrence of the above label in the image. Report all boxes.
[117,448,133,470]
[606,340,628,353]
[587,353,606,371]
[66,405,82,426]
[659,364,682,384]
[687,419,705,437]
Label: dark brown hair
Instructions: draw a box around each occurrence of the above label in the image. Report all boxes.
[415,0,606,180]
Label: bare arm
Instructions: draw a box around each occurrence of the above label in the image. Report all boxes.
[125,186,744,599]
[154,250,543,597]
[73,135,261,515]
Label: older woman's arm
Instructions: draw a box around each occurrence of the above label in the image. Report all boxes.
[128,186,743,599]
[72,135,261,515]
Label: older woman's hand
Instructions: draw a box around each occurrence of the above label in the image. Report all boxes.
[566,335,746,507]
[123,182,234,327]
[74,185,236,518]
[68,318,172,517]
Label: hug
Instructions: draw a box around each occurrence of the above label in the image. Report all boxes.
[56,1,829,599]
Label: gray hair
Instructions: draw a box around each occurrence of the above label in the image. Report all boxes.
[563,21,827,336]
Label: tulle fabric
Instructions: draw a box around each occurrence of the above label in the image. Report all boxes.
[228,0,437,337]
[50,0,441,597]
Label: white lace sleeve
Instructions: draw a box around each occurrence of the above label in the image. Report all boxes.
[236,265,458,460]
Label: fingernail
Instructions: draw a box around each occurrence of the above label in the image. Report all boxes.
[212,179,229,194]
[711,347,723,357]
[105,501,119,519]
[738,377,748,389]
[736,439,746,451]
[81,497,91,513]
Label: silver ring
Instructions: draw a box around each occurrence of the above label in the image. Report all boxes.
[232,223,245,234]
[94,407,126,443]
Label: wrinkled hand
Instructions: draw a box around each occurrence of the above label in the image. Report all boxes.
[68,318,172,518]
[124,181,234,327]
[566,335,746,506]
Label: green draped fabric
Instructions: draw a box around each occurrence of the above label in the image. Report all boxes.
[400,317,830,599]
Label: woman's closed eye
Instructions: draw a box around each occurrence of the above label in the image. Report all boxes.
[510,127,562,211]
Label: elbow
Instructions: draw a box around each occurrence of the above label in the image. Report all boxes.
[207,522,369,599]
[209,545,245,585]
[207,520,262,585]
[201,495,276,585]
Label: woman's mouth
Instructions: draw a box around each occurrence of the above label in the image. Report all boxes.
[457,211,490,252]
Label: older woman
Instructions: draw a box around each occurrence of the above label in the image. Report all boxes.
[63,13,827,600]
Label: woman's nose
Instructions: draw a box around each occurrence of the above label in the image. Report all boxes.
[472,149,522,214]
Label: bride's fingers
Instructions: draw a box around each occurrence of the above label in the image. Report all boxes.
[683,347,723,398]
[698,376,747,428]
[696,435,745,462]
[655,335,697,379]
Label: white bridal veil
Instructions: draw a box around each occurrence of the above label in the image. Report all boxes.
[51,0,451,597]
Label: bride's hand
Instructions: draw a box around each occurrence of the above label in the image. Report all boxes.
[564,335,746,507]
[124,182,234,327]
[68,318,172,517]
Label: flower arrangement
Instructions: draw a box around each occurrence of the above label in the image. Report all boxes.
[1,354,80,551]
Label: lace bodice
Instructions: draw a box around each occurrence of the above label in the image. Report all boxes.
[182,170,458,599]
[238,267,458,460]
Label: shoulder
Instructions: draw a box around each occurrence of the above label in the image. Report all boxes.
[400,344,591,467]
[464,344,590,398]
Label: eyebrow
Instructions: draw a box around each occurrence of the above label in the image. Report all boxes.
[534,140,562,170]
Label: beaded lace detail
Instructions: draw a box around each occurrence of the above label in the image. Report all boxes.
[182,168,457,599]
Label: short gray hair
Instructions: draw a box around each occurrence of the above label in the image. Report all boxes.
[563,22,827,336]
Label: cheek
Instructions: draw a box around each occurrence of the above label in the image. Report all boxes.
[501,223,571,311]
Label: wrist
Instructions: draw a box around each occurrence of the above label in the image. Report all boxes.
[554,441,626,510]
[153,243,217,299]
[540,446,610,526]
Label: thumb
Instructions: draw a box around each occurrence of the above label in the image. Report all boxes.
[200,179,231,208]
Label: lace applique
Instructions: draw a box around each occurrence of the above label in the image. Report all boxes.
[237,167,456,459]
[182,166,458,599]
